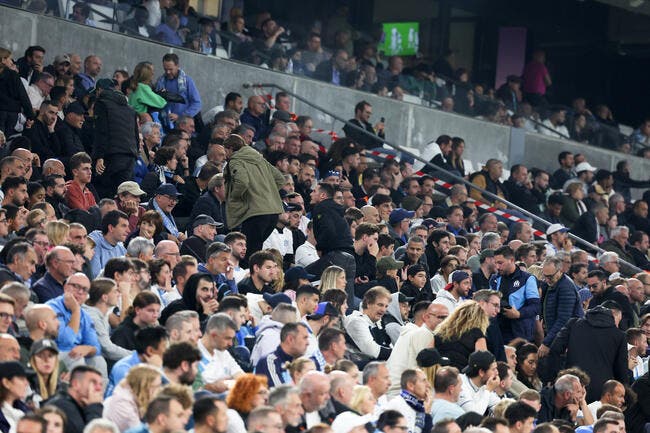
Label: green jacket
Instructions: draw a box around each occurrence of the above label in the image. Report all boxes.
[225,145,285,228]
[127,82,167,114]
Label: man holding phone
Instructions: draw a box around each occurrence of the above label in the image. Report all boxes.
[343,100,385,150]
[490,246,540,343]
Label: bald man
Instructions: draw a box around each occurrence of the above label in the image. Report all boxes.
[361,205,380,224]
[32,246,76,303]
[20,304,59,363]
[386,302,449,396]
[240,95,269,141]
[45,273,102,370]
[42,159,66,177]
[0,334,20,361]
[11,148,37,180]
[154,240,181,268]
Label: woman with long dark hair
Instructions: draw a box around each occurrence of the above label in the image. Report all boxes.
[0,361,31,433]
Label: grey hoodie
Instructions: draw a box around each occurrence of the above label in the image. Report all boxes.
[250,315,285,365]
[384,292,407,344]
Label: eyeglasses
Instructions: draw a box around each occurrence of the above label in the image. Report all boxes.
[67,282,90,293]
[0,312,14,321]
[543,272,558,280]
[32,241,50,247]
[164,195,179,202]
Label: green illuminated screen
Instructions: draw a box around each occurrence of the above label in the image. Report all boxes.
[380,22,419,56]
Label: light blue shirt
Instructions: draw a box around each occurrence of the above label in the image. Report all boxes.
[430,398,465,423]
[106,351,140,397]
[46,295,101,354]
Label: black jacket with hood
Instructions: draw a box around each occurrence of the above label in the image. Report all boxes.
[549,305,629,402]
[311,198,353,255]
[93,89,138,160]
[159,272,210,327]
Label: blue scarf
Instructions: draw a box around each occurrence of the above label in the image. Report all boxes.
[155,69,188,98]
[400,390,432,433]
[152,197,179,237]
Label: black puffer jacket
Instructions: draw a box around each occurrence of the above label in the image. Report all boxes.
[93,89,138,159]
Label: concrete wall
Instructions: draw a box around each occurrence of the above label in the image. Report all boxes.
[2,5,650,195]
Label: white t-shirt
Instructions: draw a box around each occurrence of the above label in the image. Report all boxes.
[198,340,243,383]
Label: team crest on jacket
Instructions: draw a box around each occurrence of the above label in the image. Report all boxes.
[513,281,520,288]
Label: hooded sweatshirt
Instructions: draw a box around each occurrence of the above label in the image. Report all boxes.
[93,88,139,159]
[549,306,628,402]
[250,315,284,365]
[383,292,407,344]
[159,274,206,326]
[88,230,127,278]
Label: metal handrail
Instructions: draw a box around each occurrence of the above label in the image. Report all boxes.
[244,82,643,274]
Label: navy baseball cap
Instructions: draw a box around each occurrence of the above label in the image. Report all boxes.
[285,266,316,283]
[262,292,292,308]
[155,184,182,197]
[306,302,339,320]
[389,208,415,225]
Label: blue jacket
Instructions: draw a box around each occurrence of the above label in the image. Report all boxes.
[88,230,127,278]
[240,108,269,142]
[540,274,582,346]
[106,350,140,397]
[489,268,540,342]
[46,295,101,354]
[197,263,237,297]
[32,271,64,303]
[125,424,151,433]
[154,70,202,117]
[255,345,294,387]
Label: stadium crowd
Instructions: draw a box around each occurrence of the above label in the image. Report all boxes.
[2,8,650,433]
[2,1,646,154]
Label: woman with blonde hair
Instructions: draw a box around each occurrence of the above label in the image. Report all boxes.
[287,357,316,384]
[349,385,377,416]
[561,181,587,228]
[127,61,167,114]
[29,339,62,402]
[103,364,163,432]
[319,266,346,292]
[416,348,448,389]
[326,359,360,383]
[434,301,489,370]
[45,220,69,246]
[24,209,47,232]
